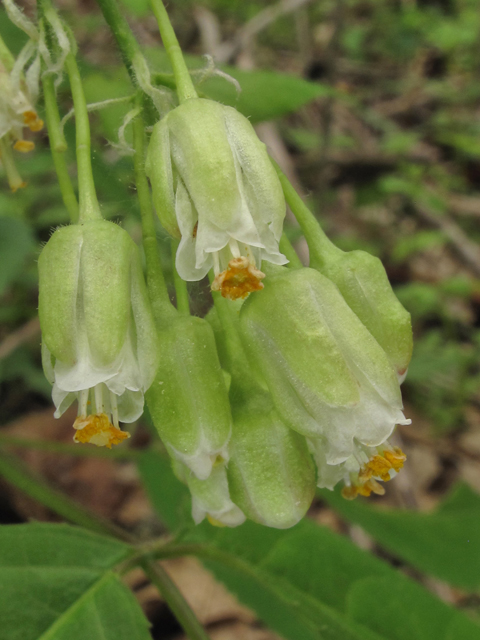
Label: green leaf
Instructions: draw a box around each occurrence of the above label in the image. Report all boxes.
[136,448,191,531]
[0,523,150,640]
[37,573,151,640]
[146,49,331,123]
[0,217,35,296]
[320,483,480,592]
[201,67,332,123]
[347,577,480,640]
[140,451,480,640]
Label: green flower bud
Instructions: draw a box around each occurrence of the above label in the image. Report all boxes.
[172,459,245,527]
[227,401,316,529]
[146,316,232,480]
[320,250,413,379]
[239,268,410,466]
[38,220,159,447]
[146,98,287,300]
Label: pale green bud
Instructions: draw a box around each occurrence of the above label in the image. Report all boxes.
[320,250,412,379]
[146,316,232,480]
[146,98,287,300]
[172,459,245,528]
[227,402,316,529]
[38,220,159,446]
[239,268,410,465]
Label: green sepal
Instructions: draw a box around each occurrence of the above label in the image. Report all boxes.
[227,396,316,530]
[155,99,241,231]
[320,250,413,376]
[39,224,84,366]
[146,315,232,480]
[38,220,137,368]
[145,118,180,239]
[239,268,403,440]
[79,221,132,367]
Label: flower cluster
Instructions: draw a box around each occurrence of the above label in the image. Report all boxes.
[37,94,412,531]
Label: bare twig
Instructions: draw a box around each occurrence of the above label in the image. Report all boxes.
[210,0,315,64]
[399,423,480,464]
[415,204,480,278]
[0,317,40,360]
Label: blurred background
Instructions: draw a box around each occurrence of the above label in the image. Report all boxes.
[1,0,480,637]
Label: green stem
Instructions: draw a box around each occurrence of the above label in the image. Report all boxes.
[0,433,141,460]
[0,33,15,70]
[42,73,79,223]
[64,52,101,222]
[0,137,25,192]
[171,239,190,314]
[0,450,132,541]
[95,0,143,84]
[149,0,197,103]
[132,94,175,324]
[280,232,302,268]
[95,0,159,125]
[140,558,212,640]
[208,275,260,400]
[271,159,342,269]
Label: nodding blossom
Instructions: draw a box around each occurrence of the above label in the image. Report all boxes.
[39,220,160,448]
[146,98,287,300]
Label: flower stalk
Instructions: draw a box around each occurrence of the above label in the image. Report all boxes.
[64,52,101,222]
[131,92,175,324]
[149,0,197,103]
[42,72,79,222]
[271,158,341,269]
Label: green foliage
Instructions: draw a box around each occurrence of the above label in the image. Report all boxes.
[321,483,480,593]
[0,217,35,296]
[405,331,480,432]
[0,524,152,640]
[138,450,480,640]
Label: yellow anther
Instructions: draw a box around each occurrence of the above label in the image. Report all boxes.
[361,454,393,482]
[10,179,27,192]
[23,110,44,132]
[384,447,406,473]
[73,413,130,449]
[357,478,386,497]
[14,140,35,153]
[207,515,227,527]
[341,485,359,500]
[211,257,265,300]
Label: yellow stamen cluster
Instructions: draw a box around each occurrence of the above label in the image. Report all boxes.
[207,514,227,528]
[342,447,406,500]
[23,110,44,132]
[73,413,130,449]
[211,257,265,300]
[14,140,35,153]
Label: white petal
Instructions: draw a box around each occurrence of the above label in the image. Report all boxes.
[52,384,77,418]
[116,388,144,423]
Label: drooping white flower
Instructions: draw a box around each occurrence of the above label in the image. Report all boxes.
[308,436,406,499]
[39,220,159,447]
[146,98,287,300]
[240,268,411,466]
[173,459,246,528]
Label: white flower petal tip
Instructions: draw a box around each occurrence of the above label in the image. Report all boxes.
[167,443,230,481]
[205,508,247,528]
[310,437,407,500]
[73,413,130,449]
